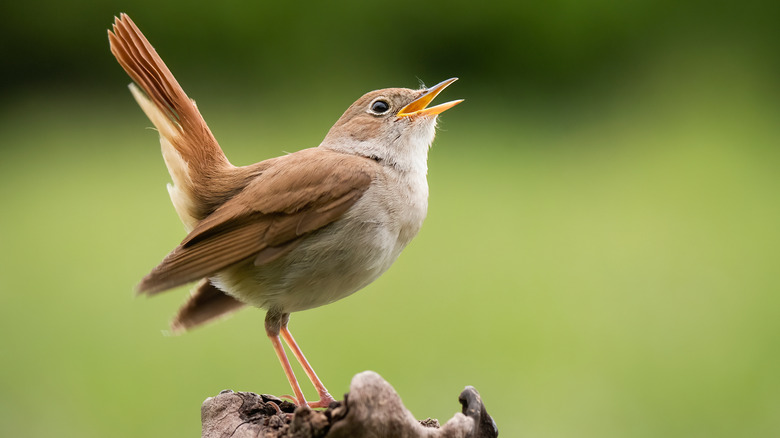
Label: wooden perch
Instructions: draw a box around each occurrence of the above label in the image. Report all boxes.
[201,371,498,437]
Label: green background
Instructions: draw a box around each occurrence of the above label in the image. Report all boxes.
[2,1,779,437]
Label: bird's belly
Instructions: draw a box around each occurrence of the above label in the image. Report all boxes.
[212,218,403,313]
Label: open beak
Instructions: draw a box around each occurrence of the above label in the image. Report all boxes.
[397,77,464,118]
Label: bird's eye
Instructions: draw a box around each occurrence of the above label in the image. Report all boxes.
[370,99,390,114]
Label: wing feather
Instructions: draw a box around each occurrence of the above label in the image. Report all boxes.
[137,149,379,295]
[139,221,269,294]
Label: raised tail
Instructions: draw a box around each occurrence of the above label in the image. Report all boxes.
[108,13,233,229]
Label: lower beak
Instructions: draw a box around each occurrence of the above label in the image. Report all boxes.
[397,78,464,118]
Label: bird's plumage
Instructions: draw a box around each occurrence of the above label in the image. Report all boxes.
[137,149,380,295]
[109,12,460,407]
[108,13,435,327]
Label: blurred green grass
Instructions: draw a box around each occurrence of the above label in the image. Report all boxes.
[1,47,779,438]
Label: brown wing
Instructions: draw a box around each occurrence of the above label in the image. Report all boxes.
[137,148,379,295]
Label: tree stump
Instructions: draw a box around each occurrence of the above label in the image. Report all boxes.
[201,371,498,437]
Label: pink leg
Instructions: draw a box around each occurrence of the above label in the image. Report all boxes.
[280,325,336,408]
[266,329,307,407]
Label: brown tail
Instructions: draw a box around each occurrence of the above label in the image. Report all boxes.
[108,13,233,228]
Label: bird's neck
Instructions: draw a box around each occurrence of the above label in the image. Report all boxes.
[319,123,435,177]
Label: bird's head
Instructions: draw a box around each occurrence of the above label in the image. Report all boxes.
[321,78,462,173]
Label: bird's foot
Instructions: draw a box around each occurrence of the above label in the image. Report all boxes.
[306,391,336,409]
[279,392,335,408]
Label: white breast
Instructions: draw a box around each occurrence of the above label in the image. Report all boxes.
[212,166,429,313]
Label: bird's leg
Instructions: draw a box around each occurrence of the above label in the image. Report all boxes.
[265,310,306,407]
[280,320,336,408]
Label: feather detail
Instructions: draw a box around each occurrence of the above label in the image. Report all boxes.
[109,14,237,223]
[171,279,246,333]
[136,149,379,295]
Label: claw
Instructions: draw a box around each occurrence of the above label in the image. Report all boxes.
[307,393,337,409]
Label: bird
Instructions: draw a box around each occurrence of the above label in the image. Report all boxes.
[108,13,462,408]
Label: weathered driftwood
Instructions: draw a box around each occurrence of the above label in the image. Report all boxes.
[201,371,498,438]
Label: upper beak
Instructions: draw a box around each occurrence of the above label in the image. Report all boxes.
[397,77,464,118]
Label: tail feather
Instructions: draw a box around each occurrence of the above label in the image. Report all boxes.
[108,13,232,224]
[108,13,223,160]
[127,83,200,229]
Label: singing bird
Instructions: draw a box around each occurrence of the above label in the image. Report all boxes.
[108,14,462,407]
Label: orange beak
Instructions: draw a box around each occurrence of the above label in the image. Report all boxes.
[397,77,463,118]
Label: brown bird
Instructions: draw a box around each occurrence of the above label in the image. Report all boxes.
[108,13,462,408]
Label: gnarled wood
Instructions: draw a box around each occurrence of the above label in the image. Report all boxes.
[201,371,498,438]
